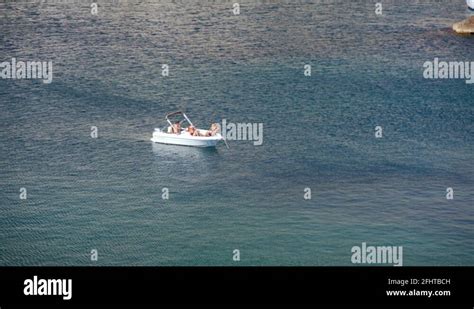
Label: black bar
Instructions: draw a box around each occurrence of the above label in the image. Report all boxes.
[0,267,472,306]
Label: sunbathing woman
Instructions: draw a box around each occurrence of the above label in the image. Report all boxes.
[207,123,220,136]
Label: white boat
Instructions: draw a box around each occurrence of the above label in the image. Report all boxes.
[150,111,225,148]
[469,0,474,10]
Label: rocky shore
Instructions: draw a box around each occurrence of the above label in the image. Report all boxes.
[453,16,474,34]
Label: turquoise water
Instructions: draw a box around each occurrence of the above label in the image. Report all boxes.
[0,0,473,265]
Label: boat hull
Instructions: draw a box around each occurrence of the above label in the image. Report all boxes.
[151,130,222,147]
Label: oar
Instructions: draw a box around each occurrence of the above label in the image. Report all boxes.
[222,136,230,149]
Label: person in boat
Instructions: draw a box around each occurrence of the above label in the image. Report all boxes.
[187,125,200,136]
[171,121,181,134]
[207,123,220,136]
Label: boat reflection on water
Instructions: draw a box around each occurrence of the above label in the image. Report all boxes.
[151,142,221,183]
[151,142,219,159]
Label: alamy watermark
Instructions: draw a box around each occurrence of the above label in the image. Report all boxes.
[351,242,403,266]
[1,58,53,84]
[24,276,72,300]
[423,58,474,84]
[220,119,263,146]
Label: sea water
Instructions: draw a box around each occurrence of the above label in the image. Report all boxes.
[0,0,473,265]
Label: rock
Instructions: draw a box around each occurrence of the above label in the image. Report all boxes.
[453,16,474,34]
[468,0,474,10]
